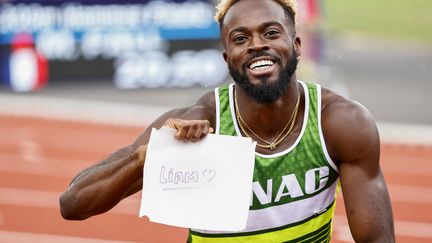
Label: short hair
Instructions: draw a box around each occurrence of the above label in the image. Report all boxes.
[214,0,297,26]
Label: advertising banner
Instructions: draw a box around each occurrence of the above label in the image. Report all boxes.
[0,0,228,91]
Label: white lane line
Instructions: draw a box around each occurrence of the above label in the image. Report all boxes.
[377,122,432,146]
[396,220,432,239]
[388,184,432,204]
[19,140,43,164]
[336,184,432,205]
[0,187,139,216]
[0,154,93,177]
[0,94,163,127]
[1,187,431,240]
[332,223,353,243]
[0,187,69,210]
[383,164,432,176]
[0,179,432,207]
[333,215,432,241]
[1,94,432,146]
[0,230,137,243]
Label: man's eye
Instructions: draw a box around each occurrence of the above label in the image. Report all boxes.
[265,30,279,36]
[234,36,247,43]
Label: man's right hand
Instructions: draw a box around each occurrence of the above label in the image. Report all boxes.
[163,118,214,141]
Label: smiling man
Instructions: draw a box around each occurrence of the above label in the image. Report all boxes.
[60,0,395,242]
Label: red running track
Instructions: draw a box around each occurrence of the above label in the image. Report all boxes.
[0,116,431,242]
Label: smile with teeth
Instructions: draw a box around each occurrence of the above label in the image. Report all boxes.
[249,60,274,70]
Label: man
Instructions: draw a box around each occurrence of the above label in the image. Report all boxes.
[60,0,395,242]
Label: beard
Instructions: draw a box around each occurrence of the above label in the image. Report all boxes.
[228,52,298,104]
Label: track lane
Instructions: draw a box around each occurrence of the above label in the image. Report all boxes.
[1,116,431,242]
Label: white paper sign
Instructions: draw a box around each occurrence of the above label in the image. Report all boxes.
[139,127,256,231]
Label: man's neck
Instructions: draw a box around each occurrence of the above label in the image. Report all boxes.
[234,79,302,138]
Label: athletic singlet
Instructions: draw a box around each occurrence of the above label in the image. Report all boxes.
[188,81,340,243]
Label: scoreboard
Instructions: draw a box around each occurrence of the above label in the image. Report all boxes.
[0,0,228,91]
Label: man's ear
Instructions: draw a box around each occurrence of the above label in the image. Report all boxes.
[223,51,228,62]
[294,36,301,58]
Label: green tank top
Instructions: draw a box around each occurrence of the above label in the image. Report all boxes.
[189,81,340,243]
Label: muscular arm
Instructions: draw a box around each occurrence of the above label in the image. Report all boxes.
[59,92,215,220]
[322,90,395,242]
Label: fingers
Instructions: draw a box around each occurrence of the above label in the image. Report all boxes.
[163,118,214,141]
[187,123,203,141]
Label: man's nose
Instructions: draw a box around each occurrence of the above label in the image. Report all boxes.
[247,35,269,53]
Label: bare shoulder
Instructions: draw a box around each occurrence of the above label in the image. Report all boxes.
[320,87,380,167]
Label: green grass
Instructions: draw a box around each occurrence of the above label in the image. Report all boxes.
[324,0,432,43]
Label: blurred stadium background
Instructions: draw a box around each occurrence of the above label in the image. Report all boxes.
[0,0,431,242]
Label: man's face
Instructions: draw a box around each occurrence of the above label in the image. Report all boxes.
[221,0,301,103]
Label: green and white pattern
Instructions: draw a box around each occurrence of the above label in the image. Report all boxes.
[189,81,340,243]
